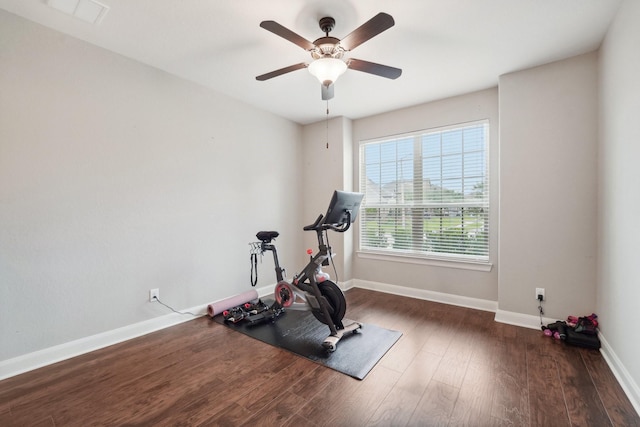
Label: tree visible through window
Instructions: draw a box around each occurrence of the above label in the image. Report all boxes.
[359,121,489,262]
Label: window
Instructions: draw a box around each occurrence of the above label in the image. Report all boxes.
[359,121,489,263]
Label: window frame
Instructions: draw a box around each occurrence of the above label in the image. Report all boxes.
[357,119,491,270]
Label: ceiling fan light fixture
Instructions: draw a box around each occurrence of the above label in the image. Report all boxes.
[308,57,347,86]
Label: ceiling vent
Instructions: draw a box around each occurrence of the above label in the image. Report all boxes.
[47,0,110,25]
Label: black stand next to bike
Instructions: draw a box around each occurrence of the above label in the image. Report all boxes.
[254,190,364,352]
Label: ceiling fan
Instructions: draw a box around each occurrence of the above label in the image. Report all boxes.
[256,12,402,100]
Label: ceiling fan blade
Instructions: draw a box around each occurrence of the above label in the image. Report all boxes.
[260,21,316,51]
[256,63,307,81]
[321,84,334,100]
[339,12,395,51]
[348,58,402,79]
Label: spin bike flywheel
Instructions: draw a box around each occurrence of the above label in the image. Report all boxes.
[274,280,347,327]
[312,280,346,327]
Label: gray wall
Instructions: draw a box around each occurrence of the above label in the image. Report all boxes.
[598,0,640,407]
[299,117,354,283]
[349,52,600,323]
[498,52,599,319]
[2,2,639,407]
[351,88,500,302]
[0,10,302,362]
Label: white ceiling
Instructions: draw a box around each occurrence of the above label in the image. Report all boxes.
[0,0,622,125]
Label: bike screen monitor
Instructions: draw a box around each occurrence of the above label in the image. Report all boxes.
[323,191,364,225]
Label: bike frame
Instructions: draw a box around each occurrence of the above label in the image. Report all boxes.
[261,212,352,336]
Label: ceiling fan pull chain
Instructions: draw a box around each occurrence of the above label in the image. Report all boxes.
[326,100,329,149]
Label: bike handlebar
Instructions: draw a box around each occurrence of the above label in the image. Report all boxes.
[303,214,324,231]
[302,211,352,233]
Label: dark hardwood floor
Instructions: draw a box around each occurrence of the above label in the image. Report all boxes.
[1,288,638,426]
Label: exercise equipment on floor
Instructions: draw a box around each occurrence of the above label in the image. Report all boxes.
[541,313,600,349]
[206,289,258,317]
[253,190,364,352]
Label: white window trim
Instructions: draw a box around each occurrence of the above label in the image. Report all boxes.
[357,250,493,272]
[358,119,491,267]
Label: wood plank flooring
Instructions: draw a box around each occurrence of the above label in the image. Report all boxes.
[1,288,638,426]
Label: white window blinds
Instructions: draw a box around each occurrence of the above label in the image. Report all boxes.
[359,121,489,262]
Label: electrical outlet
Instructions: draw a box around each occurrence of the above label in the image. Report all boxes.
[536,288,545,301]
[149,288,159,302]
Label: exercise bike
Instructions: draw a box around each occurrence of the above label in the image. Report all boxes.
[254,190,364,352]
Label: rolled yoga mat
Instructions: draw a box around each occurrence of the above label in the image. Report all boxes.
[207,289,259,317]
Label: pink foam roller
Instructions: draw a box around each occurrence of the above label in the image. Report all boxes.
[207,289,259,317]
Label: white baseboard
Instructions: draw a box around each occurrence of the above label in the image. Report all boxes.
[598,332,640,416]
[255,284,275,298]
[352,279,498,312]
[340,279,355,291]
[0,302,207,381]
[3,281,639,419]
[353,279,639,416]
[0,287,277,381]
[494,309,556,330]
[495,312,640,415]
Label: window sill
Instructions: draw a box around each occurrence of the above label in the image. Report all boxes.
[356,250,493,272]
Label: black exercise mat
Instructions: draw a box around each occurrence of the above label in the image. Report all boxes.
[212,309,402,380]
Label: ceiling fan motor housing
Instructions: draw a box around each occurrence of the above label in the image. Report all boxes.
[311,17,344,59]
[311,36,343,59]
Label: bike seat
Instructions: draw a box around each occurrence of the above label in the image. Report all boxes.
[256,231,279,242]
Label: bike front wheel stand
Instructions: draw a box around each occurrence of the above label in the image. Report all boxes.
[322,321,362,352]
